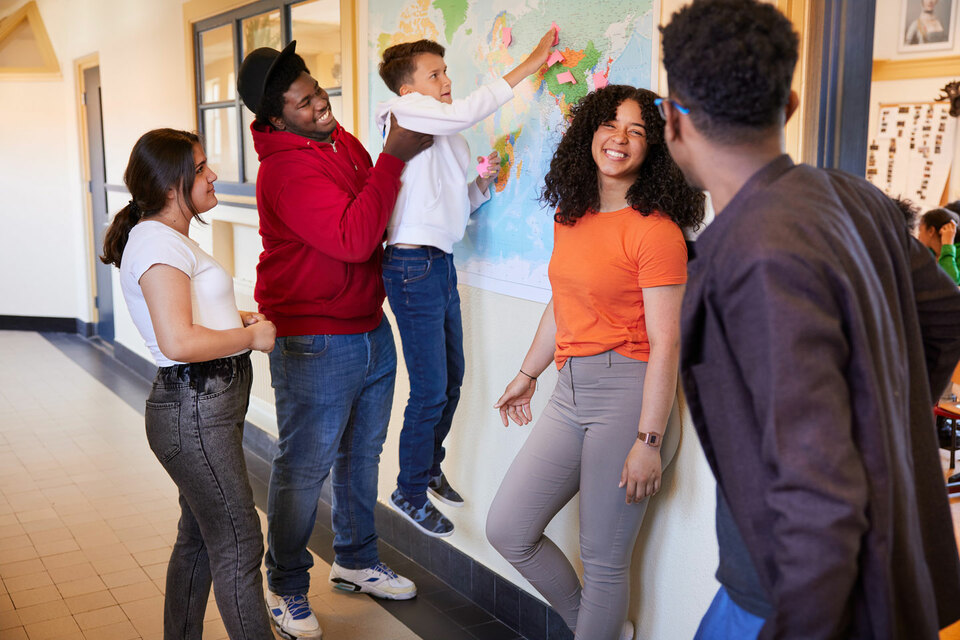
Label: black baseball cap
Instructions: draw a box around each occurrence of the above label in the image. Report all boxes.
[237,40,297,116]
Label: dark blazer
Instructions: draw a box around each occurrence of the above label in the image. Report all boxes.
[681,155,960,639]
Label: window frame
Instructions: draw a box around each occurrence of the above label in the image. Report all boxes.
[193,0,343,196]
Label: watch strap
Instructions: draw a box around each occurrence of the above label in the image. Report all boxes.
[637,431,661,447]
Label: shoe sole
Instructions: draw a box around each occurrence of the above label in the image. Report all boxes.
[329,576,417,600]
[427,487,465,508]
[266,611,323,639]
[387,497,454,538]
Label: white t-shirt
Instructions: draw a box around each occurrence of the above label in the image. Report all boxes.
[120,220,244,367]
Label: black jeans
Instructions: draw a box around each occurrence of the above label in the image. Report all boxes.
[145,352,273,640]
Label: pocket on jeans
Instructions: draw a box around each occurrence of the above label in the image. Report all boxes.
[403,260,432,284]
[282,334,329,357]
[145,401,182,463]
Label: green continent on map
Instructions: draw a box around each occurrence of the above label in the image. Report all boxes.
[543,41,602,112]
[433,0,468,42]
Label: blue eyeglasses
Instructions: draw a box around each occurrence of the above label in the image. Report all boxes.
[654,97,690,120]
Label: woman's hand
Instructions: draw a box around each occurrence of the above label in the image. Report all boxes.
[494,373,537,426]
[239,310,267,326]
[245,320,276,353]
[475,151,500,194]
[941,220,957,246]
[620,441,662,504]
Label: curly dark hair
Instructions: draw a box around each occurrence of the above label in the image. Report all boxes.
[256,54,310,125]
[660,0,799,143]
[890,196,919,232]
[541,85,705,229]
[380,40,446,94]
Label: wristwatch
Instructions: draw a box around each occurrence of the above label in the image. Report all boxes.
[637,432,661,448]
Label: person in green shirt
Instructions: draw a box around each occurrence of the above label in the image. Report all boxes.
[918,207,960,284]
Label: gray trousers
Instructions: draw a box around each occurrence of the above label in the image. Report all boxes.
[487,351,679,640]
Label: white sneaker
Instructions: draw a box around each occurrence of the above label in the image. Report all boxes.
[329,561,417,600]
[265,590,322,639]
[620,620,635,640]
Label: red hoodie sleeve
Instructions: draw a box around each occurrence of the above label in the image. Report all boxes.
[273,152,404,263]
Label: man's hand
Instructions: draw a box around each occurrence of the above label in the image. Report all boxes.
[383,113,433,162]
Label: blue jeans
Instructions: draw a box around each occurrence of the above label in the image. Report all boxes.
[382,246,465,501]
[694,587,765,640]
[265,317,396,595]
[145,353,273,640]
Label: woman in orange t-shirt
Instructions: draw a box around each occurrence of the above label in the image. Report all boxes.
[486,86,705,640]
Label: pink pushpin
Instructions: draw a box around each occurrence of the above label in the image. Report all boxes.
[477,155,494,176]
[502,26,512,47]
[551,22,560,46]
[593,72,608,89]
[546,51,565,67]
[556,70,576,85]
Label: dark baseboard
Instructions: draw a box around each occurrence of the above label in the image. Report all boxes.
[75,319,96,337]
[0,315,95,337]
[0,315,80,333]
[113,339,159,382]
[38,324,571,640]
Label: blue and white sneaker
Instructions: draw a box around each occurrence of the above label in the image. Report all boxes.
[265,590,322,639]
[329,561,417,600]
[389,488,454,538]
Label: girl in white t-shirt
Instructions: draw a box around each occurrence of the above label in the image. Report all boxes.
[101,129,276,640]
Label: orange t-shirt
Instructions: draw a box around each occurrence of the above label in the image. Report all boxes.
[549,208,688,368]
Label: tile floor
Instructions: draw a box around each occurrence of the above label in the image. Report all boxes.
[0,331,422,640]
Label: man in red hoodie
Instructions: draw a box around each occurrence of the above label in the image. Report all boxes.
[237,42,431,639]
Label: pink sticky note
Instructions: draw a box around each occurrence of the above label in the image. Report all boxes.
[546,51,565,67]
[556,71,576,85]
[593,72,608,89]
[477,156,493,176]
[502,27,512,47]
[551,22,560,46]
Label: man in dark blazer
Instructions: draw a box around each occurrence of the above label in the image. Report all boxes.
[658,1,960,638]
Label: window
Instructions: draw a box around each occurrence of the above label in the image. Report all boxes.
[193,0,343,195]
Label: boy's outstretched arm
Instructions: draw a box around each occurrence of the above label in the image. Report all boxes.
[382,28,556,137]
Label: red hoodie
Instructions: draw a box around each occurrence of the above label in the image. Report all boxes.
[251,122,404,336]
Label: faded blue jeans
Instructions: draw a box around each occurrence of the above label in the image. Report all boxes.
[265,317,396,595]
[145,353,273,640]
[382,246,465,502]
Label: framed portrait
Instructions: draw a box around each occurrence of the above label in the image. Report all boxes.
[899,0,957,53]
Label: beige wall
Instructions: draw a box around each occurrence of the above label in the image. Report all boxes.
[0,0,720,637]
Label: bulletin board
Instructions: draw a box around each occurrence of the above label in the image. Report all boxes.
[866,101,956,212]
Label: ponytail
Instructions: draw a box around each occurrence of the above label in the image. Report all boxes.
[98,128,202,269]
[100,200,143,268]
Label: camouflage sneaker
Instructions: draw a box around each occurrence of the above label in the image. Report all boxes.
[389,488,453,537]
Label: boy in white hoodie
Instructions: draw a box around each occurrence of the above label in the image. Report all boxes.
[376,30,555,537]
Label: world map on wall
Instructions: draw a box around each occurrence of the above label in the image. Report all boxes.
[369,0,657,300]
